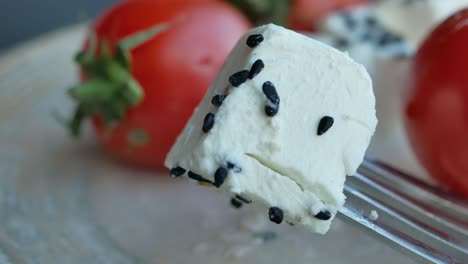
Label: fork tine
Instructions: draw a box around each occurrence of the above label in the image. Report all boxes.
[340,184,467,264]
[337,160,468,264]
[348,173,468,247]
[360,160,468,222]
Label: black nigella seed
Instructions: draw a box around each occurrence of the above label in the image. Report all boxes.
[262,81,279,105]
[268,207,284,224]
[255,231,277,242]
[235,195,252,204]
[393,50,411,60]
[391,34,403,43]
[342,12,356,29]
[226,162,242,173]
[229,70,250,87]
[317,116,334,136]
[315,209,332,221]
[378,32,402,47]
[211,95,226,107]
[334,37,349,49]
[188,171,203,181]
[377,33,391,46]
[214,167,228,188]
[169,166,186,178]
[246,34,264,48]
[188,171,212,184]
[230,197,243,209]
[202,113,215,133]
[360,31,373,42]
[365,16,377,27]
[249,59,264,79]
[265,104,279,117]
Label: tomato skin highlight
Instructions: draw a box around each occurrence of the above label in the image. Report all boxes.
[80,0,251,169]
[404,9,468,198]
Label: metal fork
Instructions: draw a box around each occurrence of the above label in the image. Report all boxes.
[338,159,468,264]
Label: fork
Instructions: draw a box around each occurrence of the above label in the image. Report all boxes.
[338,159,468,264]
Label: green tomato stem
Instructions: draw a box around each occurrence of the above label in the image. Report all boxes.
[66,22,170,136]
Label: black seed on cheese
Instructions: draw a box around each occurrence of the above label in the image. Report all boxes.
[342,12,356,29]
[317,116,334,135]
[265,105,279,117]
[226,162,242,173]
[334,37,350,49]
[377,33,391,46]
[188,171,213,184]
[202,113,215,133]
[229,70,250,87]
[393,50,412,59]
[360,31,372,42]
[211,95,226,107]
[263,81,280,117]
[214,167,228,187]
[314,209,332,221]
[268,207,284,224]
[246,34,264,48]
[230,197,243,209]
[262,81,280,105]
[391,34,403,44]
[377,32,402,47]
[235,195,252,204]
[169,166,186,178]
[188,171,203,181]
[249,59,264,79]
[365,16,377,27]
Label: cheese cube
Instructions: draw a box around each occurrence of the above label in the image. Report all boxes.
[165,24,377,234]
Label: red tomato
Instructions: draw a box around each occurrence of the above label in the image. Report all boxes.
[71,0,251,169]
[404,9,468,198]
[288,0,366,31]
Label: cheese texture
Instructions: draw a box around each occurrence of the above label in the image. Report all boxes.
[318,4,411,72]
[318,0,468,69]
[165,24,377,234]
[375,0,468,48]
[315,1,468,182]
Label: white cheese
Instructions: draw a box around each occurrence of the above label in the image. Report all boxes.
[368,210,379,221]
[316,3,442,181]
[375,0,468,48]
[318,4,412,72]
[165,24,377,234]
[319,1,468,64]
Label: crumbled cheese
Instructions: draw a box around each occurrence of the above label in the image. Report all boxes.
[369,210,379,221]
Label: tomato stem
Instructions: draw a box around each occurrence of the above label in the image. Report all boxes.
[66,22,170,136]
[119,23,170,51]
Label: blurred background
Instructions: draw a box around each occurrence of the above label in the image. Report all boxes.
[0,0,467,263]
[0,0,116,50]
